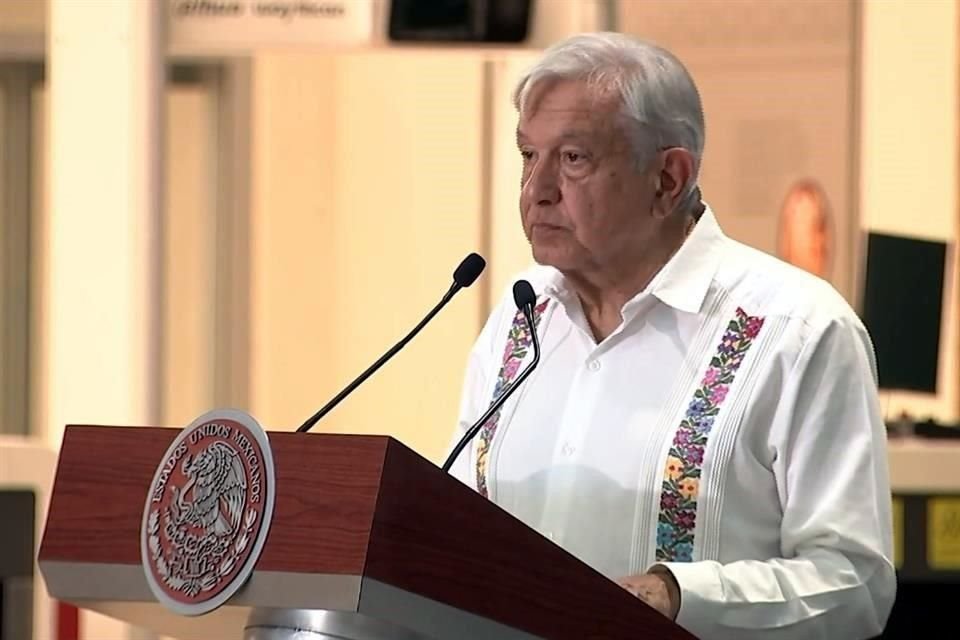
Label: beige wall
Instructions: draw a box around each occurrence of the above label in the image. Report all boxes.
[250,52,485,462]
[162,85,219,426]
[861,0,957,242]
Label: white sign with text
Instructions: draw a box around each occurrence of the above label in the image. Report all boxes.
[168,0,377,52]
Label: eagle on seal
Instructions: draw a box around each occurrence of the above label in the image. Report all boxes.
[170,441,247,538]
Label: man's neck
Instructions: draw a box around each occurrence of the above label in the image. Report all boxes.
[566,219,693,342]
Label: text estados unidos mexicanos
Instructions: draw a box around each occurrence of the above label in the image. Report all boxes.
[151,422,262,504]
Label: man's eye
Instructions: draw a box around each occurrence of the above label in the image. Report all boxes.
[563,152,584,163]
[520,150,534,161]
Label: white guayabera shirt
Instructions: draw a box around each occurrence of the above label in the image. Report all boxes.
[447,207,896,640]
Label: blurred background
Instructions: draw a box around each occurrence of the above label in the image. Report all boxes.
[0,0,957,638]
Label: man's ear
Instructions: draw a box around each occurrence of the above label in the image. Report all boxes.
[654,148,696,215]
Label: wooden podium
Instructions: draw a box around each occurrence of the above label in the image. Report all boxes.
[38,425,696,639]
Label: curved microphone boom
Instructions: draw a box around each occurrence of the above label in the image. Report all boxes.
[441,279,540,473]
[297,253,486,433]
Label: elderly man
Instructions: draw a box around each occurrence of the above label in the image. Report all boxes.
[447,32,896,639]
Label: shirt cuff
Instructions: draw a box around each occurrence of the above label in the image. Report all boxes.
[651,561,723,631]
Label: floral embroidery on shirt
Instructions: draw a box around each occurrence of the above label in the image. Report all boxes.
[656,307,765,562]
[475,299,550,498]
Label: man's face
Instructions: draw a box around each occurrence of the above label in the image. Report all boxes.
[517,79,659,275]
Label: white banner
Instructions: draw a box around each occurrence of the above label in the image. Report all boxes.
[167,0,377,52]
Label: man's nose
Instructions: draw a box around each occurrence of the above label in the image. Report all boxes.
[522,159,561,206]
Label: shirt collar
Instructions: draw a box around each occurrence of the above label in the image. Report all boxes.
[539,203,726,315]
[646,204,725,314]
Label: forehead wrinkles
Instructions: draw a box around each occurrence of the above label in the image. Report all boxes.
[521,78,621,121]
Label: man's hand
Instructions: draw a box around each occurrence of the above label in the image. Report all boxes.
[617,568,681,619]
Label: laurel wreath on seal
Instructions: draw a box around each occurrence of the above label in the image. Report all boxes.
[148,508,257,597]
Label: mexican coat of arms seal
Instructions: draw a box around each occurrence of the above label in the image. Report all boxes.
[140,409,276,616]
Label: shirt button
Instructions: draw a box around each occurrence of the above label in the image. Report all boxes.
[587,359,601,372]
[562,443,575,457]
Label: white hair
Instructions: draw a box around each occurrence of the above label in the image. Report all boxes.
[513,32,705,214]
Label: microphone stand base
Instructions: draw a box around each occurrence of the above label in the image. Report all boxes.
[243,608,433,640]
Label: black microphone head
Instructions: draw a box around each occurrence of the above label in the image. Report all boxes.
[512,280,537,308]
[453,253,486,288]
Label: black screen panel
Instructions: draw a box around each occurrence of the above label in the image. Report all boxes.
[860,232,947,393]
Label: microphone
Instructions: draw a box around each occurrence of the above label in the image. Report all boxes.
[297,253,486,433]
[441,279,540,473]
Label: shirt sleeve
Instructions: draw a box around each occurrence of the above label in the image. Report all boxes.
[653,316,897,640]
